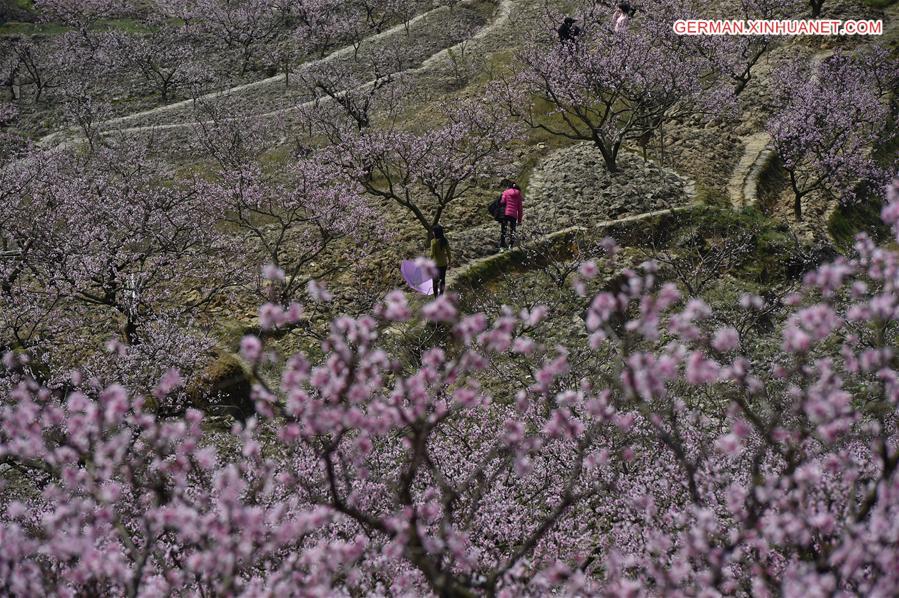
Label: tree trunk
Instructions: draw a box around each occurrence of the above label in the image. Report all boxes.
[240,46,252,76]
[787,169,805,222]
[123,314,138,345]
[658,121,665,165]
[595,140,618,172]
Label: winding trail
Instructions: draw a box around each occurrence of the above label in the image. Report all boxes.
[421,0,514,68]
[726,132,773,209]
[447,205,702,291]
[726,49,833,210]
[444,136,701,288]
[29,0,864,288]
[38,0,516,148]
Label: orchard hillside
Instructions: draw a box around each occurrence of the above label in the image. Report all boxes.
[1,0,898,595]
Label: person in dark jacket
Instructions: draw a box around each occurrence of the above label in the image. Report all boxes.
[430,225,451,297]
[558,17,581,44]
[498,181,524,250]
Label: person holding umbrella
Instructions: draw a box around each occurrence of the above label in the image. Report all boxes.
[430,225,451,297]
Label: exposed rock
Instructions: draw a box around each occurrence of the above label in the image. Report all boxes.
[187,352,255,421]
[447,144,695,264]
[525,144,693,230]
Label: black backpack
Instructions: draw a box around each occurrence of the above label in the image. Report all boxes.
[487,195,503,220]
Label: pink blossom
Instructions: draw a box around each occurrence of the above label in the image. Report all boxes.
[715,433,743,457]
[503,419,525,445]
[240,335,263,362]
[685,352,721,385]
[306,279,333,303]
[739,294,765,310]
[261,264,285,281]
[712,327,740,352]
[579,260,599,279]
[153,368,184,399]
[512,337,536,355]
[377,290,411,322]
[422,296,458,323]
[783,305,841,353]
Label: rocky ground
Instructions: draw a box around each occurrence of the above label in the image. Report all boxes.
[444,144,696,261]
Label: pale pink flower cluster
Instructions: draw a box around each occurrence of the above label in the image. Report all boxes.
[2,171,899,597]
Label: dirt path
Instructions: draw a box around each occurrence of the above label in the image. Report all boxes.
[420,0,515,68]
[447,205,701,291]
[726,49,833,210]
[727,132,774,209]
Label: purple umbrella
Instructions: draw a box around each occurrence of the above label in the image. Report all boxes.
[401,259,435,295]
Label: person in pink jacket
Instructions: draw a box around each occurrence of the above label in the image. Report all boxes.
[613,2,635,33]
[499,181,524,250]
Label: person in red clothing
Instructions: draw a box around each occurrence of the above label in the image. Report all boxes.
[613,2,636,33]
[499,180,523,250]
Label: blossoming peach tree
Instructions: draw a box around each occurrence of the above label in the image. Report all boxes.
[1,180,899,595]
[768,46,898,221]
[507,0,734,173]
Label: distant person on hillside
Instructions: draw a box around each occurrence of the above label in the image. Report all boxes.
[430,225,451,297]
[499,181,524,250]
[613,2,636,33]
[558,17,581,45]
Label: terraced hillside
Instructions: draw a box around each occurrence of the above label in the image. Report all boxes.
[1,0,899,595]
